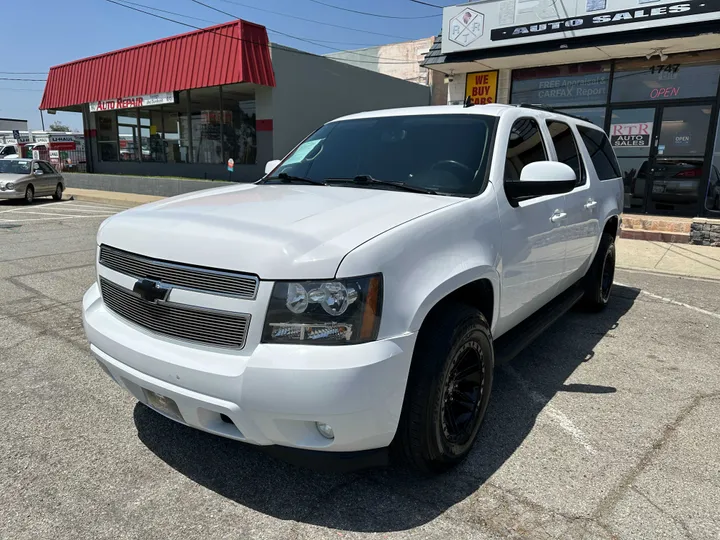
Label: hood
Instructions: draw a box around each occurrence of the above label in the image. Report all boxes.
[98,183,462,279]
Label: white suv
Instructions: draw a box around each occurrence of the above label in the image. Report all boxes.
[83,104,623,473]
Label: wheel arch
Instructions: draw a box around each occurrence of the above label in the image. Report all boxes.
[409,268,500,337]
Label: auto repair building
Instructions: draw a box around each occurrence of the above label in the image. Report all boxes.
[39,20,430,183]
[422,0,720,221]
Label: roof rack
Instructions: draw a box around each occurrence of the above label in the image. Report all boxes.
[517,104,591,123]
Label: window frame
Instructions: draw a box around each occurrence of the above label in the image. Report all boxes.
[577,125,622,181]
[546,119,587,188]
[503,116,549,185]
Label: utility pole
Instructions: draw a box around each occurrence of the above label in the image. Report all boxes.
[40,110,45,131]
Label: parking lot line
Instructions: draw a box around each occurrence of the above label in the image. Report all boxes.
[0,214,115,223]
[615,281,720,320]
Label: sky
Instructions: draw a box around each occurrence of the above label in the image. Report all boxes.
[1,0,454,132]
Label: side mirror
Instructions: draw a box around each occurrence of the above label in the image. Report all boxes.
[505,161,576,202]
[34,169,44,176]
[265,159,281,175]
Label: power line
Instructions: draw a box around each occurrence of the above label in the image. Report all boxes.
[0,71,48,75]
[304,0,439,19]
[216,0,415,40]
[102,0,420,65]
[119,0,218,23]
[118,0,386,46]
[188,0,422,63]
[0,77,46,82]
[0,87,44,92]
[408,0,444,8]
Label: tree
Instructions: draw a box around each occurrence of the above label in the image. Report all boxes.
[49,121,70,132]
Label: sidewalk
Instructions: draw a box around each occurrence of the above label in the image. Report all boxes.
[616,238,720,279]
[65,187,163,207]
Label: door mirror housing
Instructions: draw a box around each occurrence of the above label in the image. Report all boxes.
[264,159,281,175]
[505,161,576,202]
[34,169,44,176]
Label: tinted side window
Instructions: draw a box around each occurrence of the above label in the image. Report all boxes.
[578,126,621,180]
[504,118,547,182]
[547,121,585,187]
[39,162,54,174]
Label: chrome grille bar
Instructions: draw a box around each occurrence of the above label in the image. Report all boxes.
[100,278,250,349]
[99,245,258,299]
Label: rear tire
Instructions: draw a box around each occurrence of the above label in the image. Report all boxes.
[24,185,34,205]
[581,232,615,311]
[52,183,63,201]
[393,303,494,474]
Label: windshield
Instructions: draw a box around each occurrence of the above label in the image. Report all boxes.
[0,159,31,175]
[269,114,496,196]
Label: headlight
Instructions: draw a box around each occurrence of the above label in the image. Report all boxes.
[262,275,382,345]
[5,182,14,190]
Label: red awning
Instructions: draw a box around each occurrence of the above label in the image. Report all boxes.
[40,20,275,110]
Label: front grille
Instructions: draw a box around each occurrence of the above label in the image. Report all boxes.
[99,245,258,299]
[100,278,250,349]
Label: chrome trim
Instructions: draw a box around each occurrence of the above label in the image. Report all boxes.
[99,277,251,350]
[99,245,259,300]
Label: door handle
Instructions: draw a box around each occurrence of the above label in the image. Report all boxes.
[584,199,598,210]
[550,211,567,223]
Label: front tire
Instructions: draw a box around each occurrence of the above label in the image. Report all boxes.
[581,232,615,311]
[52,183,63,201]
[393,303,494,473]
[24,185,34,205]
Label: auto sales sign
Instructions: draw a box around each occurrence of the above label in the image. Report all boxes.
[441,0,720,54]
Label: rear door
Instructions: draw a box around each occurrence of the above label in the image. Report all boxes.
[545,119,599,286]
[496,116,568,335]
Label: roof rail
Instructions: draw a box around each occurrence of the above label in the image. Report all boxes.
[516,104,591,123]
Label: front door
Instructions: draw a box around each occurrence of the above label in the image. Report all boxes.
[611,104,714,216]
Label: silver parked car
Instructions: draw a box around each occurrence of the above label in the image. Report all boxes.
[0,159,65,204]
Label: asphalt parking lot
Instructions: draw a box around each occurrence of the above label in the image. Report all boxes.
[1,199,719,540]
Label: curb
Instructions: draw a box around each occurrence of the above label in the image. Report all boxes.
[65,192,164,208]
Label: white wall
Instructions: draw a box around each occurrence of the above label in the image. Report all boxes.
[270,45,431,159]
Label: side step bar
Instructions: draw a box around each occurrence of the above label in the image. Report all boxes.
[493,286,585,366]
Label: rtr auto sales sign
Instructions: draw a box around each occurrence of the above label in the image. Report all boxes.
[89,91,176,113]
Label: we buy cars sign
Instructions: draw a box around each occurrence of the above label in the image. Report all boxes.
[49,134,76,151]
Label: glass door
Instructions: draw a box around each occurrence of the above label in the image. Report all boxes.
[608,108,655,213]
[648,105,713,216]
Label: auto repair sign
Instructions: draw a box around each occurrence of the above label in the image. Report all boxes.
[441,0,720,54]
[89,91,176,113]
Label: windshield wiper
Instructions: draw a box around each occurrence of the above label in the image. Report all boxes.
[264,172,326,185]
[325,175,437,195]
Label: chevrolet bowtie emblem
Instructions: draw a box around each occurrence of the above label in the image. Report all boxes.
[133,278,171,303]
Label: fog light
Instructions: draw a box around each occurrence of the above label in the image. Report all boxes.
[316,422,334,440]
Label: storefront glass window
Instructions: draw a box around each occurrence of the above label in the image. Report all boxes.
[189,87,223,164]
[96,111,118,162]
[557,107,606,129]
[139,110,166,162]
[705,119,720,215]
[176,91,191,164]
[118,111,139,161]
[511,63,610,107]
[612,58,720,103]
[222,85,257,165]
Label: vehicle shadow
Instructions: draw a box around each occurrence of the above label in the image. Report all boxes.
[133,285,640,533]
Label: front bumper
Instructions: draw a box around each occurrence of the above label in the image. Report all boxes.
[0,188,24,199]
[82,283,416,454]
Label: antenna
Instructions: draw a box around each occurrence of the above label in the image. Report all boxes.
[464,96,475,108]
